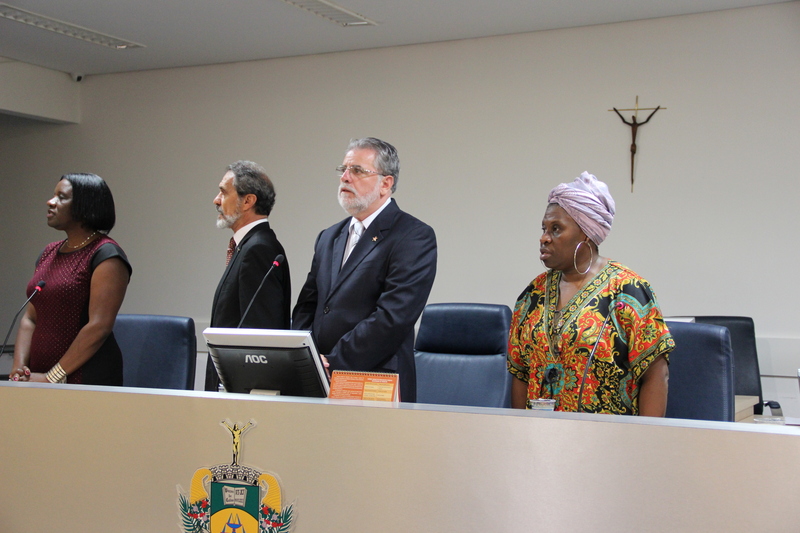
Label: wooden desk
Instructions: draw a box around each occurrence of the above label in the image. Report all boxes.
[735,394,759,422]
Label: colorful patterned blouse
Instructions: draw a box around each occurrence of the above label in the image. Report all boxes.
[507,261,674,414]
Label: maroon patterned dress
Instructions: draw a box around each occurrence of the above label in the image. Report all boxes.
[26,236,131,385]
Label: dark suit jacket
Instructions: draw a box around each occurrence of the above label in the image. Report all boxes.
[292,200,437,402]
[205,221,291,391]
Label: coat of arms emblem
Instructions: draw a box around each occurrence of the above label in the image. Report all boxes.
[178,419,294,533]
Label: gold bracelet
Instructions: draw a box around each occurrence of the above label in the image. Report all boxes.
[46,363,67,384]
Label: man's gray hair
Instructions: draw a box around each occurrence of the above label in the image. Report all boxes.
[227,160,276,216]
[347,137,400,193]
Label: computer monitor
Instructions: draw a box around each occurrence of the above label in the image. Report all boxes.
[203,328,330,397]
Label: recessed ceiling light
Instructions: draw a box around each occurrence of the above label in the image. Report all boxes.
[0,3,145,49]
[278,0,377,27]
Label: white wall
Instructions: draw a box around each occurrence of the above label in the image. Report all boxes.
[0,58,81,123]
[1,4,799,402]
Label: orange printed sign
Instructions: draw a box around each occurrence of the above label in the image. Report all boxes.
[328,370,400,402]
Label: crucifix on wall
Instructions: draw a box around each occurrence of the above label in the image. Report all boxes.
[609,96,665,192]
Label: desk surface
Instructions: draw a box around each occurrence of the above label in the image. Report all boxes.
[735,394,759,422]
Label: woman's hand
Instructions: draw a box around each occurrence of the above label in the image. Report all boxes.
[8,366,31,381]
[8,367,48,382]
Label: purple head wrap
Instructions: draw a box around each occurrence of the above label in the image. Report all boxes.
[547,171,616,245]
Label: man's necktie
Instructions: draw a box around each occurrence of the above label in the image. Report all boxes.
[226,237,236,266]
[342,221,363,266]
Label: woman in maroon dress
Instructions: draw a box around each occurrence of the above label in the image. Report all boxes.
[8,173,131,385]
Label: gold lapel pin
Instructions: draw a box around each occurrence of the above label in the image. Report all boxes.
[372,236,378,242]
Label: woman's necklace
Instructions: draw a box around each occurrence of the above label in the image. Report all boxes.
[544,272,565,358]
[64,231,98,250]
[549,309,563,357]
[544,266,594,359]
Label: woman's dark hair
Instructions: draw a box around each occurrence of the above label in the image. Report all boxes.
[61,173,116,233]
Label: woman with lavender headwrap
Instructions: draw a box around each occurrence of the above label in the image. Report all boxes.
[507,172,674,415]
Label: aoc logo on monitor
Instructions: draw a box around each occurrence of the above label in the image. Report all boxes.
[177,419,295,533]
[245,354,270,364]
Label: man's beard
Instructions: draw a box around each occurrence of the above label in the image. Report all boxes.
[338,181,381,217]
[216,206,242,229]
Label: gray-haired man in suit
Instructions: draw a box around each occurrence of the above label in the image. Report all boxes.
[292,138,437,402]
[205,160,291,391]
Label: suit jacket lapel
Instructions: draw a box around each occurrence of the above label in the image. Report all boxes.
[212,249,237,319]
[329,201,398,297]
[329,221,349,286]
[212,222,269,319]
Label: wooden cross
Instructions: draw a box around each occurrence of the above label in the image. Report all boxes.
[609,96,666,192]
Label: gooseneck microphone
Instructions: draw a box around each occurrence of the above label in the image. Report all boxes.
[237,255,284,328]
[577,300,624,413]
[1,281,46,360]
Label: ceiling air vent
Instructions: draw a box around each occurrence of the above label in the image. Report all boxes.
[0,3,144,49]
[278,0,377,27]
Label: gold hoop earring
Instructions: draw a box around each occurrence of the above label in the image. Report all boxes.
[573,241,593,275]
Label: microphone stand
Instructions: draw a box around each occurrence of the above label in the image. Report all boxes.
[237,255,284,328]
[1,282,45,361]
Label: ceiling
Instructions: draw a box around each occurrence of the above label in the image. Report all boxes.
[0,0,789,77]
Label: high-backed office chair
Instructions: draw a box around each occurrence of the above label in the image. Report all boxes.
[694,315,779,416]
[414,303,512,408]
[0,344,13,381]
[113,314,197,390]
[665,321,735,422]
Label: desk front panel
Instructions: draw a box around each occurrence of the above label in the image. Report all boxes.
[1,383,799,532]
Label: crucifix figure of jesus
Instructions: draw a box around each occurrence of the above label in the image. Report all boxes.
[222,419,255,465]
[610,96,663,191]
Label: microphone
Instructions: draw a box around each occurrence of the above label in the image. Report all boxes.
[577,300,624,413]
[1,281,46,360]
[237,254,284,328]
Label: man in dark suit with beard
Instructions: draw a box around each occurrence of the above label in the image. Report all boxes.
[205,160,291,391]
[292,138,437,402]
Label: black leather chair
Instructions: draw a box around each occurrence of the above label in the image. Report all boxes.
[665,321,735,422]
[113,314,197,390]
[0,344,13,381]
[694,315,779,416]
[414,303,512,408]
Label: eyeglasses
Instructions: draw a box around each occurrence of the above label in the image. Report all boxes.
[335,165,384,179]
